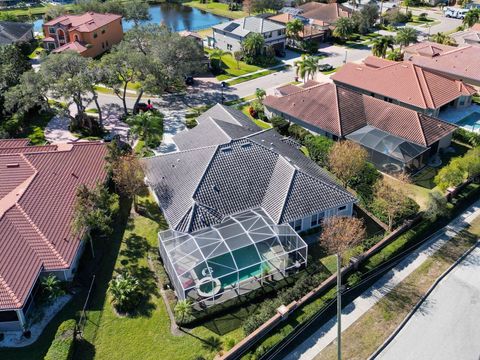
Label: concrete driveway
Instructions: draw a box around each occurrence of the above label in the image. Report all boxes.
[376,244,480,360]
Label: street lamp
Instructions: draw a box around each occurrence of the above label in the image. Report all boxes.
[221,81,227,104]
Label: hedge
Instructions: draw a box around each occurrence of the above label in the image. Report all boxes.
[44,319,76,360]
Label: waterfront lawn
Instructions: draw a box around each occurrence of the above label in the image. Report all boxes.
[0,4,76,17]
[184,1,247,19]
[205,49,263,80]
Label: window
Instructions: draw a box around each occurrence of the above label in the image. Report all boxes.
[49,27,55,34]
[227,44,232,51]
[93,32,98,38]
[102,29,106,34]
[310,212,325,227]
[278,30,282,36]
[338,206,347,212]
[290,219,302,231]
[102,42,105,49]
[106,40,109,47]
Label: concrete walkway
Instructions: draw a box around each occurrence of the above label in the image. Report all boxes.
[44,115,77,144]
[376,244,480,360]
[285,200,480,360]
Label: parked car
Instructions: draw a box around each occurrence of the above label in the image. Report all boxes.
[185,76,194,86]
[444,7,469,19]
[318,63,334,72]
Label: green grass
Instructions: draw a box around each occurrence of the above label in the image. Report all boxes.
[239,104,272,129]
[28,46,45,59]
[18,111,54,145]
[228,69,279,85]
[206,50,263,80]
[184,1,247,19]
[0,4,76,17]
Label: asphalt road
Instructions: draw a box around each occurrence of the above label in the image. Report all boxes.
[376,244,480,360]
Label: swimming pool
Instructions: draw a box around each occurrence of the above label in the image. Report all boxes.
[457,112,480,132]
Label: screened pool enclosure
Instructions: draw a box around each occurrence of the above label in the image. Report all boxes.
[158,209,308,307]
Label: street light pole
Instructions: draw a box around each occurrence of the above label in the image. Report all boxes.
[337,253,342,360]
[221,81,227,104]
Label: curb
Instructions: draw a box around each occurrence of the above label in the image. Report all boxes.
[368,239,480,359]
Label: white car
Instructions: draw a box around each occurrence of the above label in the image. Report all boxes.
[444,7,469,19]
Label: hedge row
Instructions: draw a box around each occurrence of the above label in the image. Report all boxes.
[44,319,76,360]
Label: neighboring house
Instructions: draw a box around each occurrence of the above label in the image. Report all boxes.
[0,21,34,45]
[179,30,204,48]
[42,12,123,58]
[211,16,286,54]
[331,56,476,117]
[0,140,107,332]
[404,43,480,87]
[451,26,480,46]
[297,2,352,24]
[263,82,457,174]
[142,104,355,306]
[268,13,330,44]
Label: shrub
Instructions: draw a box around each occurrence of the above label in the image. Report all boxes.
[288,124,310,143]
[185,118,197,129]
[40,274,65,304]
[348,162,381,206]
[223,337,236,351]
[418,12,428,21]
[303,134,334,167]
[270,115,289,136]
[453,128,480,147]
[108,272,140,314]
[44,319,76,360]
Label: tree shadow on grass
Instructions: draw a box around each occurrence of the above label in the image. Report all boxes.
[74,338,96,360]
[119,234,151,265]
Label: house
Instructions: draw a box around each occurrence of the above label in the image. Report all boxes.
[297,2,352,24]
[142,104,355,306]
[211,16,286,54]
[331,56,476,117]
[263,82,457,174]
[268,13,330,44]
[0,21,34,45]
[404,43,480,87]
[179,30,204,48]
[42,11,123,58]
[0,140,107,332]
[451,26,480,47]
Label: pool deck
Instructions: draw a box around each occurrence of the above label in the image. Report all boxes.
[438,104,480,132]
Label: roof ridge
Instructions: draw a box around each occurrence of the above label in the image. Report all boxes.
[15,203,69,267]
[276,82,330,98]
[413,65,434,109]
[275,158,297,223]
[415,113,428,146]
[0,273,22,308]
[334,85,343,136]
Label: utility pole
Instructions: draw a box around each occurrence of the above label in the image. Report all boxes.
[337,253,342,360]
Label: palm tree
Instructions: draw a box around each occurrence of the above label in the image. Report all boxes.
[396,27,418,51]
[295,55,321,82]
[127,111,163,151]
[241,32,265,59]
[430,32,456,46]
[255,88,266,102]
[463,9,480,28]
[371,36,395,58]
[41,274,65,303]
[108,272,140,313]
[286,18,304,44]
[174,299,193,325]
[209,48,227,70]
[333,18,355,41]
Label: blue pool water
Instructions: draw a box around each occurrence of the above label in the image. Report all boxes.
[34,3,227,33]
[457,112,480,133]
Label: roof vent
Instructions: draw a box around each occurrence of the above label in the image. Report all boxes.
[177,159,181,162]
[241,143,252,149]
[71,172,78,179]
[6,163,19,168]
[212,185,220,192]
[171,164,176,168]
[221,146,232,153]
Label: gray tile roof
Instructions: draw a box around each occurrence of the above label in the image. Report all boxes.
[213,16,285,37]
[143,105,355,232]
[0,21,33,45]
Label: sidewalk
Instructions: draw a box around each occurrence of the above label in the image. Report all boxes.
[285,200,480,360]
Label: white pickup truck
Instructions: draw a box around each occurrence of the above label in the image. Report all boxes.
[444,7,469,19]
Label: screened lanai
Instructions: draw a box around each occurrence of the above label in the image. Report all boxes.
[346,125,429,174]
[158,209,308,307]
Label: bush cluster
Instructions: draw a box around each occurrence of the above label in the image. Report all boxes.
[44,319,76,360]
[453,128,480,147]
[242,261,329,335]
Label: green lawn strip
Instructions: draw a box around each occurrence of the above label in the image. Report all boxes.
[316,218,480,360]
[228,69,277,86]
[77,194,245,360]
[239,103,272,129]
[184,1,248,19]
[383,175,432,210]
[321,68,338,75]
[0,4,76,17]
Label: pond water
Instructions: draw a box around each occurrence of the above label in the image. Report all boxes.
[33,3,228,33]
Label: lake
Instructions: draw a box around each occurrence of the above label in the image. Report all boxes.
[33,3,228,33]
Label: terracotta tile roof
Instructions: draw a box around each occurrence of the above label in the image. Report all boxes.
[263,82,457,147]
[0,141,107,310]
[331,57,476,110]
[404,41,455,57]
[0,139,30,148]
[44,12,122,33]
[0,145,58,155]
[268,13,328,37]
[407,45,480,85]
[299,2,352,24]
[472,23,480,31]
[52,41,88,54]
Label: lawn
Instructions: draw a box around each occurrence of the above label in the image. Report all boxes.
[316,216,480,360]
[206,49,263,80]
[383,175,432,210]
[239,103,272,129]
[0,4,76,17]
[17,110,55,145]
[184,1,247,19]
[75,194,246,360]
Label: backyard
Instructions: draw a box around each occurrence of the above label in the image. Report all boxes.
[184,1,247,19]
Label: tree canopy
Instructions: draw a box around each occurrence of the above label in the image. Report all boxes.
[328,140,368,187]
